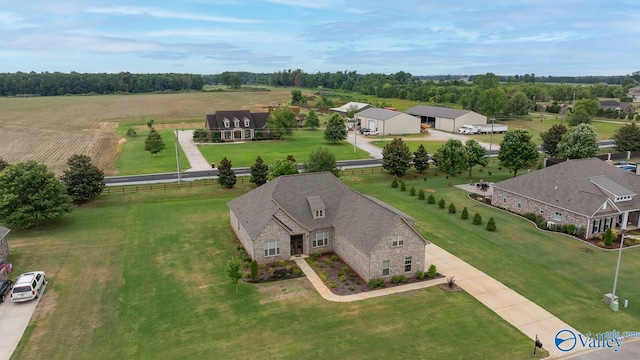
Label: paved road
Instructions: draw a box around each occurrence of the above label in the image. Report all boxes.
[0,284,46,360]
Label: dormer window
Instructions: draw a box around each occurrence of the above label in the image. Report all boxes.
[307,195,326,219]
[244,118,250,127]
[315,210,324,218]
[223,119,230,128]
[234,118,240,127]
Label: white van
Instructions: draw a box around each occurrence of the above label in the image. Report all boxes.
[10,271,46,303]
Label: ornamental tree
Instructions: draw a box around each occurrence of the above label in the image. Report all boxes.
[413,144,430,173]
[61,154,105,202]
[268,157,299,180]
[433,139,468,181]
[0,161,73,228]
[557,123,599,159]
[498,130,539,177]
[144,128,166,155]
[382,137,411,176]
[249,156,269,186]
[217,157,237,188]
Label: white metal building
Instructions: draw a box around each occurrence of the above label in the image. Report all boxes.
[405,105,487,132]
[355,108,421,135]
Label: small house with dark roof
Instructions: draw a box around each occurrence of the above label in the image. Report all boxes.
[355,107,421,135]
[598,100,636,114]
[205,110,270,141]
[228,172,428,281]
[405,105,487,132]
[491,158,640,239]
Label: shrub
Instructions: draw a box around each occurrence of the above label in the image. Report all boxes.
[416,270,425,279]
[535,215,545,225]
[126,127,137,137]
[368,279,378,289]
[604,228,614,246]
[278,260,286,267]
[597,241,606,248]
[438,198,446,208]
[293,268,301,275]
[448,203,456,214]
[340,275,347,282]
[267,267,275,275]
[250,260,259,280]
[378,278,385,287]
[486,217,497,231]
[472,213,482,225]
[625,240,632,246]
[392,275,400,284]
[576,226,586,238]
[285,265,292,272]
[348,286,355,291]
[259,263,266,269]
[391,176,399,188]
[331,255,339,262]
[524,213,537,222]
[427,264,437,278]
[427,193,436,204]
[461,207,469,219]
[324,258,332,265]
[418,189,425,200]
[399,275,407,283]
[410,186,416,196]
[341,266,350,275]
[327,281,338,288]
[400,181,406,191]
[447,276,456,289]
[566,224,576,235]
[318,272,328,282]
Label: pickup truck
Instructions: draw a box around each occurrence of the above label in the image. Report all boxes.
[458,124,508,134]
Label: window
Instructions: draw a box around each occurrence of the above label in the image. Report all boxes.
[312,231,329,247]
[224,119,230,128]
[264,240,280,257]
[502,194,507,204]
[234,119,240,127]
[404,257,412,272]
[592,219,601,234]
[554,212,562,221]
[392,235,404,247]
[539,207,544,214]
[244,118,250,127]
[382,260,390,276]
[314,210,324,218]
[224,131,231,140]
[244,130,251,139]
[604,218,612,230]
[516,197,522,209]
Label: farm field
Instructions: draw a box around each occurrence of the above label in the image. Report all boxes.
[9,174,547,360]
[0,91,291,175]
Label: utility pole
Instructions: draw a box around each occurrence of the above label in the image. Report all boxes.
[488,117,495,160]
[353,120,357,154]
[175,129,182,185]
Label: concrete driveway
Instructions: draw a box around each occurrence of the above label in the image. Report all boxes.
[0,284,46,360]
[176,130,213,171]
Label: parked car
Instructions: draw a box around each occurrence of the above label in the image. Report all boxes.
[10,271,46,303]
[362,129,379,136]
[0,279,13,303]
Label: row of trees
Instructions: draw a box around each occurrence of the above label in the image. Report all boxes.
[0,155,105,229]
[216,148,341,189]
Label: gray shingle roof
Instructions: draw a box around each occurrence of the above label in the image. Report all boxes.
[206,110,269,130]
[589,176,636,197]
[228,172,427,253]
[405,105,472,119]
[493,158,640,216]
[0,226,9,239]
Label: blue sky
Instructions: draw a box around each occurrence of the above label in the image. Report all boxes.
[1,0,638,76]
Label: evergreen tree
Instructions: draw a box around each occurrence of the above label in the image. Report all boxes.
[304,109,320,130]
[486,217,497,231]
[418,189,425,200]
[61,154,105,202]
[448,203,456,214]
[461,207,469,219]
[324,113,347,143]
[410,186,416,196]
[472,213,482,225]
[400,181,406,191]
[427,193,435,204]
[217,157,237,188]
[382,138,411,176]
[249,156,269,186]
[144,129,166,155]
[413,144,430,173]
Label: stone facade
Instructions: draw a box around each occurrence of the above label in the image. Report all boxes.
[0,229,9,263]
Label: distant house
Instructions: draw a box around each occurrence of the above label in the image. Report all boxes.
[355,108,421,135]
[491,158,640,239]
[205,110,270,141]
[628,86,640,102]
[228,172,428,282]
[598,100,636,114]
[0,226,9,263]
[329,102,372,116]
[404,105,487,132]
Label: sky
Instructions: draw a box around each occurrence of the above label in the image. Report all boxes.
[1,0,639,76]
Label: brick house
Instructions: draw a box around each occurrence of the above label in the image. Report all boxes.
[228,172,428,281]
[598,100,636,114]
[205,110,270,141]
[491,158,640,239]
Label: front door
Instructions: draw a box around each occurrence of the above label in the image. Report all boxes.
[290,234,303,256]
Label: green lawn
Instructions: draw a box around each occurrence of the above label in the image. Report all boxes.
[341,167,640,335]
[116,127,190,175]
[198,129,370,167]
[9,182,545,359]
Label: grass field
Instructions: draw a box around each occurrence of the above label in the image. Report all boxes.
[10,177,547,360]
[115,127,191,175]
[198,129,370,168]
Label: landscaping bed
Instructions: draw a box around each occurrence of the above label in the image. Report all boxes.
[306,252,444,295]
[242,259,305,283]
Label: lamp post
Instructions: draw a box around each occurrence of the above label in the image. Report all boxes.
[353,119,357,154]
[488,117,495,159]
[610,229,626,310]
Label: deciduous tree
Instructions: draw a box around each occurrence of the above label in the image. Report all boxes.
[324,113,347,143]
[540,124,568,157]
[498,130,539,177]
[382,138,411,176]
[413,144,430,173]
[574,99,599,116]
[464,139,488,177]
[0,158,9,171]
[291,90,305,105]
[304,109,320,130]
[557,123,599,159]
[61,154,105,202]
[0,161,73,228]
[249,156,269,186]
[267,107,298,138]
[226,256,243,294]
[477,88,509,117]
[268,157,299,180]
[433,139,468,181]
[144,129,166,155]
[567,109,592,126]
[613,123,640,151]
[303,148,340,177]
[217,157,237,188]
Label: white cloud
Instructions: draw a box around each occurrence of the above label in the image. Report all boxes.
[0,12,36,29]
[84,6,262,24]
